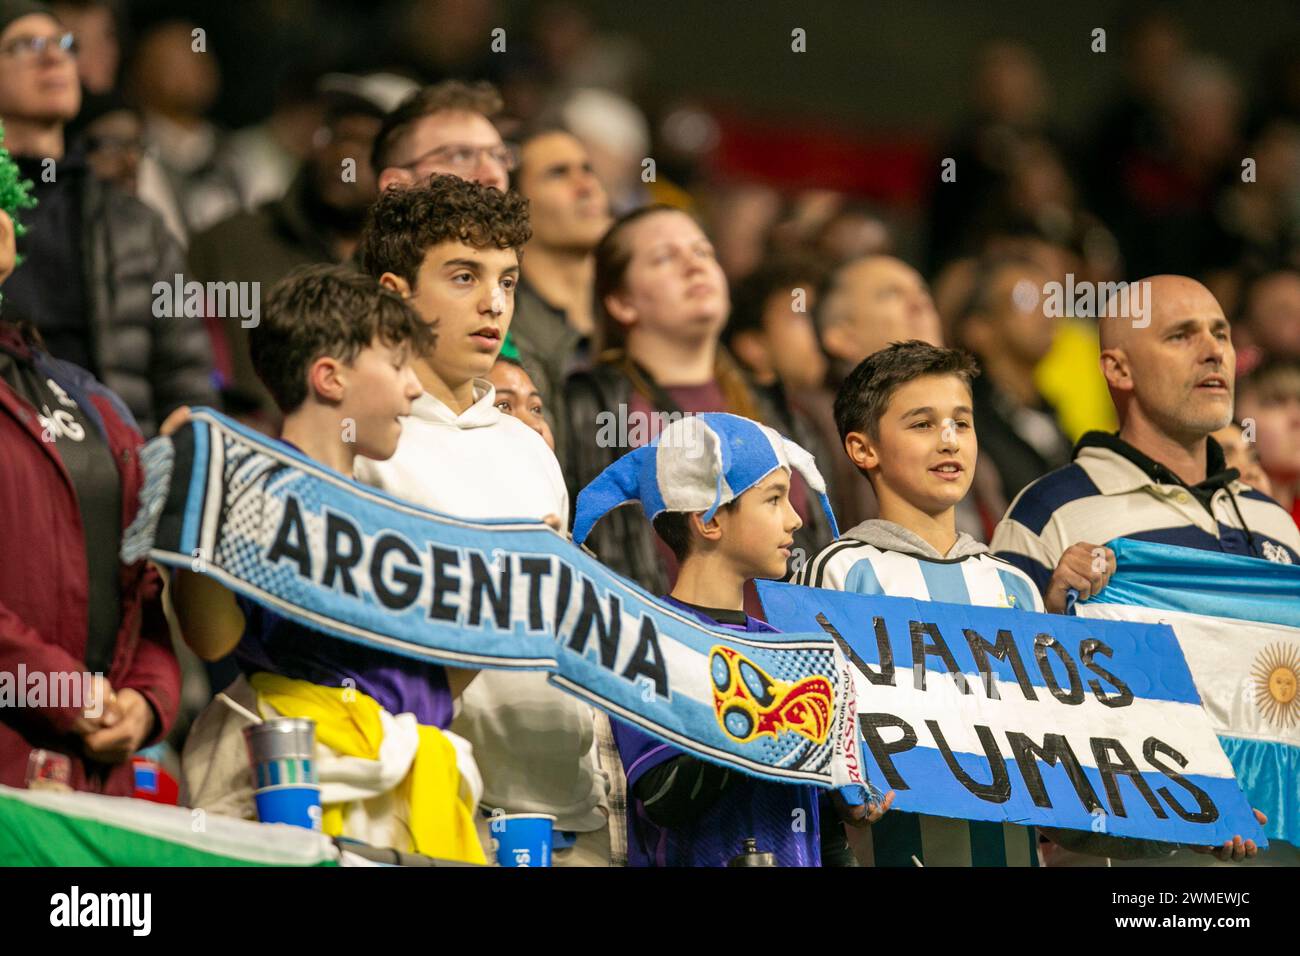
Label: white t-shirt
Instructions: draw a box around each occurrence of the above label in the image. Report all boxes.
[354,381,607,832]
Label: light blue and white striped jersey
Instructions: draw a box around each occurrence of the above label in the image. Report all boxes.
[796,536,1045,614]
[795,520,1045,866]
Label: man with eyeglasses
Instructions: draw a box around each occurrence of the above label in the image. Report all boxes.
[0,0,214,436]
[188,72,417,428]
[372,79,514,193]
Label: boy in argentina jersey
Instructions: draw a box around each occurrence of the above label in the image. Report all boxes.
[573,412,890,866]
[796,341,1160,866]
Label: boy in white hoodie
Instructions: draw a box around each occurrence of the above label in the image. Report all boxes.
[355,174,610,864]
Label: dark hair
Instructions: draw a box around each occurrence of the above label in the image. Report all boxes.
[371,79,503,173]
[723,255,825,350]
[834,340,979,442]
[651,501,739,563]
[592,204,685,353]
[509,125,574,191]
[952,253,1046,353]
[1237,266,1300,325]
[1236,357,1300,406]
[251,263,433,414]
[358,174,531,289]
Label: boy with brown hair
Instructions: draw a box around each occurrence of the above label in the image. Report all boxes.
[172,264,487,861]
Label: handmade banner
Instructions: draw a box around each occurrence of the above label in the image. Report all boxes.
[1079,538,1300,848]
[121,409,865,791]
[757,577,1266,846]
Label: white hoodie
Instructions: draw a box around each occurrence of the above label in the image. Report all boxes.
[354,381,569,520]
[354,381,608,832]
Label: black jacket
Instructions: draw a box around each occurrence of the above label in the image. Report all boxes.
[509,276,583,467]
[188,170,345,419]
[4,160,214,436]
[82,172,215,435]
[970,373,1073,503]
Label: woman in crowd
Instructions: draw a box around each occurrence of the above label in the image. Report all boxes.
[564,205,835,604]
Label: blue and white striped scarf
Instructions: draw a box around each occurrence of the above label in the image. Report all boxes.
[122,408,869,793]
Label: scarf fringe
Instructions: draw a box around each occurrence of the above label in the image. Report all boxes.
[120,435,175,564]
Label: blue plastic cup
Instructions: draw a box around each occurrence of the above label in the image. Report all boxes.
[243,718,322,831]
[490,813,556,867]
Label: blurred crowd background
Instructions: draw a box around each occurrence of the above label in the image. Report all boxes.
[47,0,1300,579]
[69,0,1300,357]
[95,0,1300,277]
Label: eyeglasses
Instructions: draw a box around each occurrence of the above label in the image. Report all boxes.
[0,32,78,61]
[393,142,517,175]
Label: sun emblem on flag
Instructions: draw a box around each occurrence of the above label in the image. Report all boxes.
[1251,644,1300,728]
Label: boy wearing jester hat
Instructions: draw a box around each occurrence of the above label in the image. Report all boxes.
[574,412,893,866]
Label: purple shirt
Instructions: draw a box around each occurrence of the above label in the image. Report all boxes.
[612,596,822,867]
[234,598,454,729]
[232,437,454,728]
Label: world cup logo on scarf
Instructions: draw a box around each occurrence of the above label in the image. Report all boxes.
[709,646,833,746]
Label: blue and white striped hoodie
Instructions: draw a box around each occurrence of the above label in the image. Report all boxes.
[796,519,1044,614]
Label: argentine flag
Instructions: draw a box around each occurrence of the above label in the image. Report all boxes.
[1079,538,1300,849]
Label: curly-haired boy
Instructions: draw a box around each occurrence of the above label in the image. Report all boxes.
[355,175,611,865]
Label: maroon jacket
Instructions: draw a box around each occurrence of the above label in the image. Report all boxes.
[0,322,180,795]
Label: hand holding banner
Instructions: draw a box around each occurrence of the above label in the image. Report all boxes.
[121,409,868,793]
[758,578,1266,848]
[1080,538,1300,849]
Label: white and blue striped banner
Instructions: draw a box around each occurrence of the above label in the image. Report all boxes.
[1080,538,1300,848]
[758,577,1266,847]
[121,409,867,791]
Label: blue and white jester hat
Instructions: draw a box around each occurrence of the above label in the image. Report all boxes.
[573,412,840,546]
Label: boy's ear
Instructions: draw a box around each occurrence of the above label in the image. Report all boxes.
[380,272,411,297]
[844,429,879,473]
[688,510,724,544]
[306,355,347,404]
